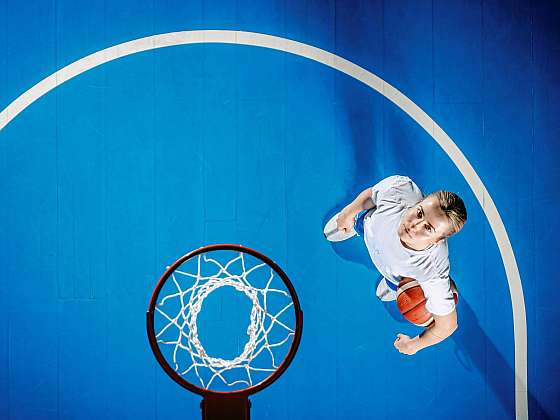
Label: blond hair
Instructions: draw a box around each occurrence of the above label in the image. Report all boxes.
[430,191,467,237]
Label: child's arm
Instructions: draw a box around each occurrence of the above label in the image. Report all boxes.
[416,310,458,348]
[337,188,377,232]
[394,309,458,355]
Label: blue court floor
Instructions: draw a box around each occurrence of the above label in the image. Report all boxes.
[1,1,559,419]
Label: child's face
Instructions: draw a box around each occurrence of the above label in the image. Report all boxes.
[398,195,453,251]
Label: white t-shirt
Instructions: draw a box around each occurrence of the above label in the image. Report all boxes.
[363,175,456,316]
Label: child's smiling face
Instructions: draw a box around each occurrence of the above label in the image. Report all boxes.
[398,195,453,251]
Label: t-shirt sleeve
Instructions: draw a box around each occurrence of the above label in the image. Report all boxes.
[421,244,456,316]
[423,279,456,316]
[371,175,423,208]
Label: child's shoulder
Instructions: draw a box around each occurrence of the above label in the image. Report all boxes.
[374,175,423,206]
[427,240,450,274]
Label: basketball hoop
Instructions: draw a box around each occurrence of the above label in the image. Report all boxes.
[146,244,303,420]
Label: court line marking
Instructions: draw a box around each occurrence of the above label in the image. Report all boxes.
[0,30,527,419]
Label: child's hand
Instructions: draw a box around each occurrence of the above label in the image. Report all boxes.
[337,211,355,233]
[394,333,419,355]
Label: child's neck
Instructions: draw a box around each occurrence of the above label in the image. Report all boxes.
[399,234,430,252]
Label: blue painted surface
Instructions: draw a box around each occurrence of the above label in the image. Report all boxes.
[0,0,559,419]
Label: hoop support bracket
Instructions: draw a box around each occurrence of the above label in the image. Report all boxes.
[201,395,251,420]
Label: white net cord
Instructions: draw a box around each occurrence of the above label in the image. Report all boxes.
[154,251,295,390]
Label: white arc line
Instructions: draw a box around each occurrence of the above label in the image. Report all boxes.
[0,29,527,419]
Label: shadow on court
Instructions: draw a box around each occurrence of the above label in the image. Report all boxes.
[452,298,552,419]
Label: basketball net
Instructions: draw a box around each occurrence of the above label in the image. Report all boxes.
[154,251,295,390]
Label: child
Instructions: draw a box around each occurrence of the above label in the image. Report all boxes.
[324,175,467,355]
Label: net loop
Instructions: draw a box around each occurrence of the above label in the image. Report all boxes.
[155,251,295,390]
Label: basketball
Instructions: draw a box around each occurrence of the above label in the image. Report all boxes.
[397,277,459,327]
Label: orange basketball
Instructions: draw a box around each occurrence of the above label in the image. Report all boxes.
[397,277,458,327]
